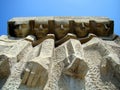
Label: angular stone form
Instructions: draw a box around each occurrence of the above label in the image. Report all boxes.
[63,39,88,79]
[55,33,77,46]
[1,16,120,90]
[1,35,34,67]
[8,16,115,43]
[83,37,120,90]
[0,35,120,90]
[44,44,67,90]
[44,39,88,90]
[99,43,120,82]
[21,38,54,89]
[1,36,35,90]
[22,57,50,88]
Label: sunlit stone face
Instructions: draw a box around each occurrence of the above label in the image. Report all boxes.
[74,22,89,38]
[54,24,69,40]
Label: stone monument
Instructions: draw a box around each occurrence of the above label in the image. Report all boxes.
[0,16,120,90]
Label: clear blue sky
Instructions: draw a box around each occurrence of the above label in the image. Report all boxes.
[0,0,120,35]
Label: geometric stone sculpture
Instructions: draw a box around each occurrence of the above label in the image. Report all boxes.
[0,35,120,90]
[21,37,54,89]
[82,37,120,90]
[0,16,120,90]
[62,39,88,79]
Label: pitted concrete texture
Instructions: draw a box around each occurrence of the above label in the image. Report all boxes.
[0,35,120,90]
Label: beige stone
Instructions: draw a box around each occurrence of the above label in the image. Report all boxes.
[0,55,10,78]
[0,34,120,90]
[21,38,54,88]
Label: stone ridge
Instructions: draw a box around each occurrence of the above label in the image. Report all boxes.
[9,16,111,24]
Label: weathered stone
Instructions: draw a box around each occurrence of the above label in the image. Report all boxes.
[0,55,10,78]
[44,45,66,90]
[1,36,36,90]
[21,68,30,84]
[32,34,55,47]
[83,37,120,90]
[1,16,120,90]
[39,37,54,58]
[55,33,77,46]
[74,22,89,38]
[21,43,41,85]
[0,35,35,66]
[79,33,96,44]
[0,35,18,53]
[63,39,88,79]
[8,17,115,44]
[0,36,120,90]
[21,38,54,88]
[44,39,88,90]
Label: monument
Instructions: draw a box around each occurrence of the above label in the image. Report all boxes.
[0,16,120,90]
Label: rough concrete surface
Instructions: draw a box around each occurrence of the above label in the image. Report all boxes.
[0,35,120,90]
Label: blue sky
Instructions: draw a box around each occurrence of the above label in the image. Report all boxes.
[0,0,120,35]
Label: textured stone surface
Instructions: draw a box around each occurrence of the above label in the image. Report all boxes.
[21,38,54,89]
[83,37,120,90]
[9,16,111,24]
[8,16,115,42]
[0,55,10,78]
[0,35,120,90]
